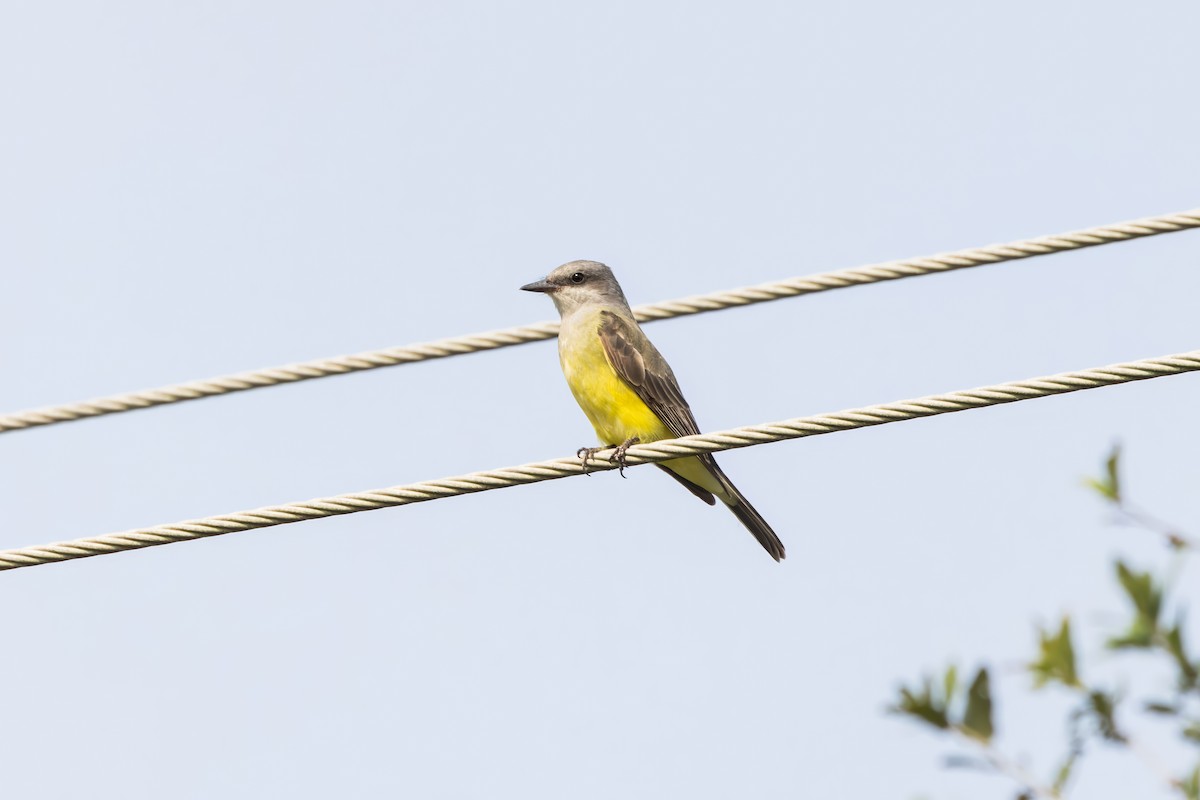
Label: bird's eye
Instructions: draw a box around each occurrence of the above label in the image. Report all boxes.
[570,272,586,284]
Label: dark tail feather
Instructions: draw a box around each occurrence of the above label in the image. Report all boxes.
[724,493,786,562]
[707,459,786,562]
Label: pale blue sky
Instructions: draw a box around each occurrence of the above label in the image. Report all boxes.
[2,2,1198,798]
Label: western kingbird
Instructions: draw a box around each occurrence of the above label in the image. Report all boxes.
[521,260,786,561]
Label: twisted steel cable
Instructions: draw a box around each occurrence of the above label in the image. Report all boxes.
[2,349,1196,571]
[2,208,1197,434]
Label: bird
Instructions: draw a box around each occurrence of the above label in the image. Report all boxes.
[521,260,785,561]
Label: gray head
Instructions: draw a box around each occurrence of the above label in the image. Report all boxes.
[520,260,631,317]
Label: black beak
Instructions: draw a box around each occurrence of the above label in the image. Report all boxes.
[520,278,555,293]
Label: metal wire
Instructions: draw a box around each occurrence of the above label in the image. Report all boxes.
[3,348,1196,571]
[3,207,1197,434]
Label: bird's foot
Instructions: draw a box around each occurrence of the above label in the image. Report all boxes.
[608,437,640,478]
[577,446,605,475]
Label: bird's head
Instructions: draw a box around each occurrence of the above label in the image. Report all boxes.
[520,260,631,317]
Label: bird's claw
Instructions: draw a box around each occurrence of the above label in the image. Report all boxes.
[577,446,604,475]
[608,437,640,478]
[577,438,640,476]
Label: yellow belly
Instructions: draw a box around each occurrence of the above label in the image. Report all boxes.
[556,310,727,499]
[560,332,672,446]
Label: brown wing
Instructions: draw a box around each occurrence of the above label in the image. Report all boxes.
[597,311,719,505]
[598,312,785,560]
[597,310,701,440]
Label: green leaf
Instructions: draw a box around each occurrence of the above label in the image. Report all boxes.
[1031,616,1081,688]
[1181,764,1200,800]
[1183,721,1200,744]
[1144,700,1180,715]
[1086,690,1126,743]
[961,667,994,742]
[1084,444,1122,502]
[1083,477,1114,501]
[1107,561,1162,649]
[1105,444,1122,502]
[943,664,958,709]
[892,675,951,731]
[1164,620,1200,691]
[1083,477,1115,502]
